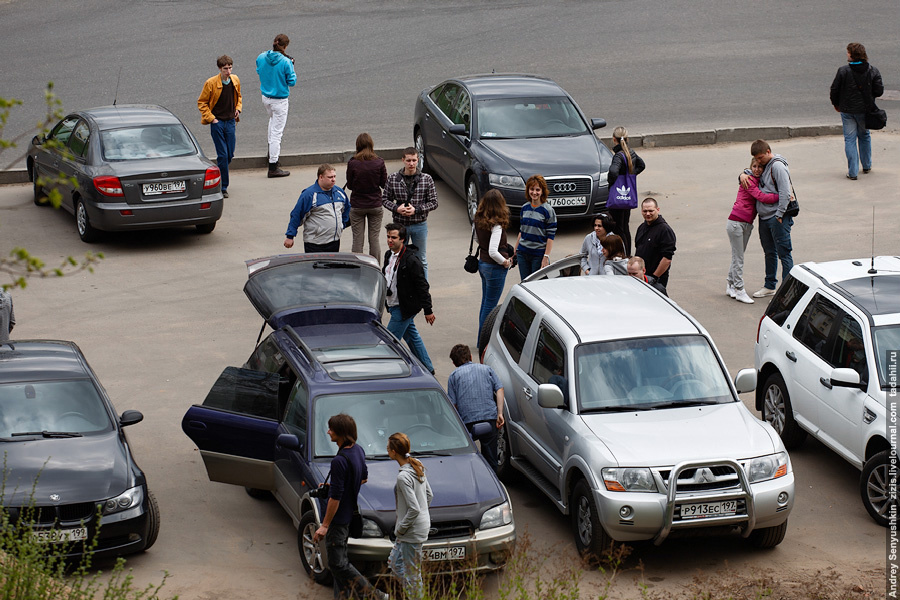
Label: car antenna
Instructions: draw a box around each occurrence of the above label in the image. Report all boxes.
[113,67,122,106]
[868,206,877,274]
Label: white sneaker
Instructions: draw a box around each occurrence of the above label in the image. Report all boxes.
[726,284,736,298]
[734,289,755,304]
[752,287,776,298]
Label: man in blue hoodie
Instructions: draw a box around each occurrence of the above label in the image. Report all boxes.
[256,33,296,178]
[284,164,350,252]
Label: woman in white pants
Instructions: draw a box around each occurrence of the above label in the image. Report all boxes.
[256,33,296,178]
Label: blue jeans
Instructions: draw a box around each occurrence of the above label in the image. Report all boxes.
[405,222,428,280]
[841,112,871,178]
[478,261,508,348]
[387,305,434,373]
[466,420,499,471]
[388,542,424,599]
[210,119,235,191]
[758,215,793,290]
[325,523,377,600]
[517,252,543,280]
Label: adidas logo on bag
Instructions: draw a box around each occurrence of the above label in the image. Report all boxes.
[616,185,631,201]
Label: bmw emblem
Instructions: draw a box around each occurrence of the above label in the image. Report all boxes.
[50,494,60,502]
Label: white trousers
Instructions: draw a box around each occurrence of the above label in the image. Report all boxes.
[261,96,289,162]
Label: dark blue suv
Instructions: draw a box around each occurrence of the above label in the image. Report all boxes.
[182,253,515,585]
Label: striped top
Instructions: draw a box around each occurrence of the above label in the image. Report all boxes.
[516,202,558,257]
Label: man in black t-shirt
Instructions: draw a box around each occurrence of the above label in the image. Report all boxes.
[198,55,242,198]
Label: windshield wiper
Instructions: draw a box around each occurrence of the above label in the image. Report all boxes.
[313,262,359,269]
[366,454,394,461]
[10,431,83,438]
[582,405,652,413]
[645,400,722,410]
[410,450,452,457]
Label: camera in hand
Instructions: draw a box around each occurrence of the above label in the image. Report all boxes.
[309,483,330,498]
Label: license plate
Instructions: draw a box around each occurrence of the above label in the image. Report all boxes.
[548,196,586,207]
[142,181,186,196]
[32,527,88,544]
[679,500,738,520]
[423,545,466,561]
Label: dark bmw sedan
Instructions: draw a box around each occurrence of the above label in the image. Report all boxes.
[27,104,223,242]
[0,340,159,559]
[414,74,613,221]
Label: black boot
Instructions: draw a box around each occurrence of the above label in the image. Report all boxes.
[268,161,290,178]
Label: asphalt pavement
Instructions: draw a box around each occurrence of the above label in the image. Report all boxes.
[0,132,895,598]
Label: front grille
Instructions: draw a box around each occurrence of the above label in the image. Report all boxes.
[545,177,592,196]
[427,520,473,540]
[7,502,98,525]
[659,465,740,492]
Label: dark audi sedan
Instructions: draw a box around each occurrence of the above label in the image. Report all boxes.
[414,74,613,221]
[0,340,159,558]
[27,104,223,242]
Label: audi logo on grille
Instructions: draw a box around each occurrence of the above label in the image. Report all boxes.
[553,182,577,193]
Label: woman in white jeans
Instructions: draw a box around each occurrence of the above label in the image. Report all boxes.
[255,33,296,178]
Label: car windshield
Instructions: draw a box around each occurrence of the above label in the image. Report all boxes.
[477,97,590,139]
[0,380,113,437]
[872,324,900,388]
[575,335,734,412]
[312,389,472,458]
[100,125,196,161]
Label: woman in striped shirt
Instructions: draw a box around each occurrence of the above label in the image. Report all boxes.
[514,174,558,280]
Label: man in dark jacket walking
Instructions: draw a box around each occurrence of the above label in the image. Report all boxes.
[383,223,436,374]
[634,198,676,288]
[830,42,884,180]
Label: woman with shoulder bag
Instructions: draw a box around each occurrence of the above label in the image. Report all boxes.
[475,189,513,351]
[346,133,388,258]
[830,42,884,179]
[387,432,433,599]
[606,126,645,256]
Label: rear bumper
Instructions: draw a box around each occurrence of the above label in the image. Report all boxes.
[87,194,223,231]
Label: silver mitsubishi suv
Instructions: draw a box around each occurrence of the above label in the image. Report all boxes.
[481,262,794,556]
[755,256,898,526]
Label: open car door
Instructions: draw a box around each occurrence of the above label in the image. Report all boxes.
[182,366,283,490]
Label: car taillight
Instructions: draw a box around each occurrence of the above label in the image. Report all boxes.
[93,176,124,197]
[203,167,221,190]
[756,315,765,343]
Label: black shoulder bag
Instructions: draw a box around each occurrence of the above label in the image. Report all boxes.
[464,225,479,273]
[769,158,799,218]
[851,68,887,130]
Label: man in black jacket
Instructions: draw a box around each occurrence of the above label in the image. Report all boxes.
[830,42,884,180]
[634,198,677,288]
[383,223,436,374]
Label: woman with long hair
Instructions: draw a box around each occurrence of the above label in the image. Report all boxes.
[606,126,645,256]
[387,432,433,599]
[474,189,512,349]
[600,234,628,275]
[580,213,617,275]
[514,174,557,279]
[345,133,387,258]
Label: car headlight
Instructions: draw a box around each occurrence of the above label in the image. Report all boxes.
[102,486,144,516]
[479,501,513,530]
[599,172,608,185]
[602,468,657,492]
[488,173,525,190]
[360,517,382,538]
[745,452,790,483]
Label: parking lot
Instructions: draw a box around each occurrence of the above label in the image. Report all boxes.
[1,133,895,597]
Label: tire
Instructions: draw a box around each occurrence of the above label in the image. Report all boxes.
[495,424,518,483]
[570,479,612,563]
[142,491,161,552]
[415,130,433,176]
[245,486,273,500]
[478,305,501,356]
[761,372,807,449]
[861,450,893,527]
[32,164,47,207]
[748,520,787,548]
[465,175,480,224]
[75,198,101,243]
[298,510,332,585]
[196,222,216,234]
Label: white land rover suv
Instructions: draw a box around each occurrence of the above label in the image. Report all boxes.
[755,256,898,526]
[481,268,794,557]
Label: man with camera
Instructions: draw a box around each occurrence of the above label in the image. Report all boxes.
[382,148,438,279]
[383,223,436,375]
[312,414,386,600]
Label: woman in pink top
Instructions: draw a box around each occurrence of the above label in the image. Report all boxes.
[726,159,779,304]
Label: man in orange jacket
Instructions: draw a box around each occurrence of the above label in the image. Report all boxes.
[198,55,242,198]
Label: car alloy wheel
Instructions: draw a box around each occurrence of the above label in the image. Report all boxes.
[861,450,892,527]
[298,510,332,585]
[570,479,610,562]
[761,372,806,449]
[415,132,430,175]
[75,198,100,243]
[466,176,479,223]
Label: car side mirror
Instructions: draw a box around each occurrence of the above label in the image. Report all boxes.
[448,124,467,137]
[120,410,144,427]
[830,368,863,389]
[276,433,301,451]
[537,383,566,409]
[590,118,607,130]
[733,368,757,394]
[32,135,44,146]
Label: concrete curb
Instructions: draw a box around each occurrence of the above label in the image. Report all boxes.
[0,124,846,185]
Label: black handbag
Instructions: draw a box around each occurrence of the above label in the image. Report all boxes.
[768,157,800,218]
[464,226,479,273]
[852,68,887,131]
